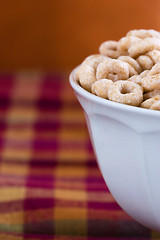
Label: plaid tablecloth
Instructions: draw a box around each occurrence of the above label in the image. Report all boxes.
[0,72,159,240]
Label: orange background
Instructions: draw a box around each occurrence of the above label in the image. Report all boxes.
[0,0,160,71]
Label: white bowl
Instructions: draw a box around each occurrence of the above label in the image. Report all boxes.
[69,67,160,231]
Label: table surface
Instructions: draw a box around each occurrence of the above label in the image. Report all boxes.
[0,72,159,240]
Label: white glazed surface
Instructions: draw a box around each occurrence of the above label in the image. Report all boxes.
[69,67,160,231]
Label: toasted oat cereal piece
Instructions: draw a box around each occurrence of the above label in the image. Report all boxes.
[140,70,150,78]
[108,80,143,106]
[141,74,160,92]
[128,38,160,58]
[143,89,160,101]
[128,75,143,85]
[77,55,107,91]
[96,59,129,82]
[91,79,113,99]
[118,36,140,55]
[78,54,109,67]
[136,55,154,70]
[99,41,120,58]
[118,56,142,74]
[127,29,160,39]
[118,57,138,77]
[141,95,160,108]
[126,64,138,77]
[150,100,160,110]
[117,61,137,77]
[148,63,160,76]
[146,50,160,64]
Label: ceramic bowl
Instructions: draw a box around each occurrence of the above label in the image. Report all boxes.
[69,66,160,231]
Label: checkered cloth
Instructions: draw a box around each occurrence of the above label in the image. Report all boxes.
[0,72,159,240]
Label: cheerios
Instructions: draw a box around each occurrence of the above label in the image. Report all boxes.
[77,55,107,91]
[99,41,120,58]
[150,100,160,110]
[118,36,140,55]
[128,38,160,58]
[118,56,138,77]
[146,50,160,64]
[136,55,154,70]
[140,70,149,78]
[143,89,160,101]
[141,95,160,109]
[76,29,160,111]
[141,74,160,92]
[91,79,113,99]
[128,75,143,85]
[96,59,129,81]
[118,56,142,74]
[79,54,106,65]
[127,29,160,39]
[148,62,160,76]
[108,80,143,106]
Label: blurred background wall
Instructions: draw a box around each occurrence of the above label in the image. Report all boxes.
[0,0,160,72]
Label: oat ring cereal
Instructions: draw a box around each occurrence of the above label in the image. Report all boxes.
[150,100,160,110]
[118,36,140,55]
[129,38,160,58]
[118,56,142,75]
[99,40,120,59]
[91,79,113,99]
[139,70,150,77]
[148,62,160,76]
[143,89,160,101]
[127,29,160,39]
[136,55,154,70]
[141,74,160,92]
[96,59,129,82]
[128,75,143,85]
[76,29,160,111]
[141,95,160,109]
[146,50,160,64]
[141,63,160,92]
[76,54,107,91]
[108,80,143,106]
[136,51,160,71]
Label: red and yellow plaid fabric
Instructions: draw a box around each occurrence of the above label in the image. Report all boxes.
[0,72,159,239]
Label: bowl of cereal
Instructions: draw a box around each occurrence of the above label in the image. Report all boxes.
[69,29,160,231]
